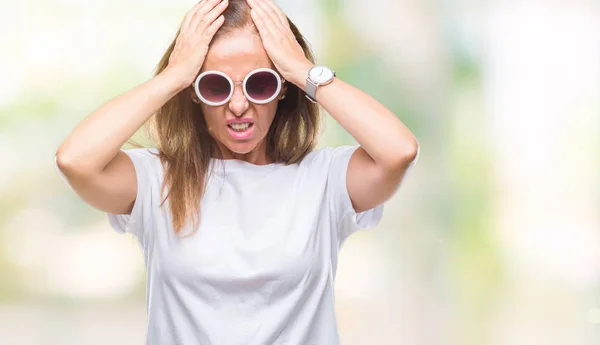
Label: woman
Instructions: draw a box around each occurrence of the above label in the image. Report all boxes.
[55,0,419,343]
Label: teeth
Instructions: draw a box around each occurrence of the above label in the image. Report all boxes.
[229,123,251,131]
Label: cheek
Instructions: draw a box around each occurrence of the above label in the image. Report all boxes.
[255,104,278,129]
[201,107,222,132]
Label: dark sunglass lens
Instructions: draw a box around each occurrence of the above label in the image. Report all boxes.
[247,71,278,101]
[199,74,231,103]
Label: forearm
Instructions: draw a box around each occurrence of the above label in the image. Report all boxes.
[289,65,419,169]
[56,70,185,174]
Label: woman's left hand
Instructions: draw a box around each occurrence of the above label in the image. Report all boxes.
[246,0,313,86]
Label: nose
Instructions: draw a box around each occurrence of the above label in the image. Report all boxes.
[228,84,249,117]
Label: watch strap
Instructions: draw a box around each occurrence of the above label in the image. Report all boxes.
[305,77,318,103]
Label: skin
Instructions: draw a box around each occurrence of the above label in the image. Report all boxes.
[192,30,287,164]
[246,0,419,213]
[55,0,419,218]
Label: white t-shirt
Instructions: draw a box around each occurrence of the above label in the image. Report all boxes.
[106,145,384,345]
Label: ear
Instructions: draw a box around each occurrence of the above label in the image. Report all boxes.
[279,79,289,101]
[190,87,201,104]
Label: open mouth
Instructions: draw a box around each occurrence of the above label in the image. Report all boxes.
[226,122,255,140]
[227,122,254,132]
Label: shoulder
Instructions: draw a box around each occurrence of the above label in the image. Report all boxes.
[122,146,160,158]
[121,147,163,180]
[300,145,360,169]
[121,147,161,166]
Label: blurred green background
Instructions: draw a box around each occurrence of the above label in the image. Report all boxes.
[1,0,599,344]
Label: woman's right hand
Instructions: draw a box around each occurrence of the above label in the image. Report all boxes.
[55,0,229,217]
[164,0,228,88]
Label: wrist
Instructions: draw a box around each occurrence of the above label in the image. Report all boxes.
[158,67,195,94]
[285,61,314,90]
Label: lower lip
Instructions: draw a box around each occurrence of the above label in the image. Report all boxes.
[227,123,254,140]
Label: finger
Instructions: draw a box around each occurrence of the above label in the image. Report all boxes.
[202,14,225,39]
[249,1,283,35]
[250,8,271,38]
[189,0,225,32]
[181,1,205,32]
[252,0,284,31]
[261,0,289,29]
[194,0,228,32]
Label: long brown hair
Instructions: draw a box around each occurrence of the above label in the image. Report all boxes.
[142,0,321,235]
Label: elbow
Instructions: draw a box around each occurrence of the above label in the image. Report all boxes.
[395,137,421,167]
[54,153,74,189]
[55,152,79,184]
[55,148,76,174]
[386,137,420,172]
[55,150,94,191]
[404,138,420,164]
[55,147,103,191]
[56,145,113,181]
[55,147,90,177]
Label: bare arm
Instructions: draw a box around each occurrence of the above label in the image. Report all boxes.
[296,75,419,213]
[55,0,228,215]
[55,72,185,214]
[246,0,419,214]
[290,73,419,213]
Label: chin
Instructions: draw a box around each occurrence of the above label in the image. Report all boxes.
[224,140,259,155]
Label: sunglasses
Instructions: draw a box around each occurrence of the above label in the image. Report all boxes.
[193,68,284,106]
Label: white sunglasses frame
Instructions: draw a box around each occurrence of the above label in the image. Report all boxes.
[193,67,284,106]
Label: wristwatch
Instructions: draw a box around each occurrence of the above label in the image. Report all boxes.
[305,65,336,103]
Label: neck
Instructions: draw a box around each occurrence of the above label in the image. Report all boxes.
[215,141,272,165]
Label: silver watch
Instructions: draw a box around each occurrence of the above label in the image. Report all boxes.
[305,65,336,103]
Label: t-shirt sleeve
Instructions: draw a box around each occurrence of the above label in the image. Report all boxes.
[107,148,158,242]
[326,145,385,243]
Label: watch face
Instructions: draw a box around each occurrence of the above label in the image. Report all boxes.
[309,66,335,83]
